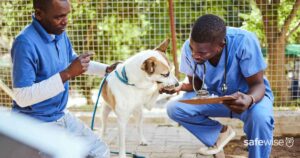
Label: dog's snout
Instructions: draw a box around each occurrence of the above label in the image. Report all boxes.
[175,82,179,87]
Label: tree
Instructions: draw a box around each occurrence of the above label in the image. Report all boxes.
[255,0,300,103]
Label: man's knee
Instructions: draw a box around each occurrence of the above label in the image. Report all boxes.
[166,100,198,123]
[245,104,274,130]
[166,100,180,120]
[166,99,192,122]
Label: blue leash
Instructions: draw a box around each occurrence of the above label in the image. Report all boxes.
[90,69,144,158]
[90,74,108,130]
[91,67,134,129]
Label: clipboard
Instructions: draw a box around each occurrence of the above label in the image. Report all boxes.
[179,95,236,105]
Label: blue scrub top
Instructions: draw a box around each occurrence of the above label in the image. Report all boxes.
[11,16,77,122]
[180,27,274,101]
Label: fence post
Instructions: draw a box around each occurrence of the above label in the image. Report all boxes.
[168,0,179,79]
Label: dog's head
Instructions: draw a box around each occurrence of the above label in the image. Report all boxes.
[141,39,179,89]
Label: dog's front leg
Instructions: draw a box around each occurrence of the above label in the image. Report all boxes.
[134,108,148,146]
[117,117,128,158]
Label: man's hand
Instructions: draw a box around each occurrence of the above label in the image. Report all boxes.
[222,91,253,114]
[60,52,93,82]
[159,83,183,94]
[105,61,122,74]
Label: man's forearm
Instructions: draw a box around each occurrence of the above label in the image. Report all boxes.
[84,61,108,77]
[247,83,265,105]
[13,73,65,107]
[180,83,194,92]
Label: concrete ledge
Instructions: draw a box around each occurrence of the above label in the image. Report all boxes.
[75,110,300,137]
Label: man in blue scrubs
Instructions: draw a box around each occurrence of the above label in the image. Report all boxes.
[11,0,115,157]
[161,14,274,157]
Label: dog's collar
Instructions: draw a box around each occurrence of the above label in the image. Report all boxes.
[114,66,135,86]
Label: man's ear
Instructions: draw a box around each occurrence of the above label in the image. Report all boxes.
[34,9,43,21]
[154,38,170,53]
[141,57,157,75]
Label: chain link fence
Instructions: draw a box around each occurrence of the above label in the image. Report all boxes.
[0,0,299,110]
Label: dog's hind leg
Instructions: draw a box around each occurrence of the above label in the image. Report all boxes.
[100,103,111,138]
[133,107,148,146]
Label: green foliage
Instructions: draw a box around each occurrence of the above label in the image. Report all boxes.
[240,0,300,45]
[1,0,299,106]
[68,1,168,63]
[239,1,266,46]
[173,0,250,45]
[0,0,32,54]
[0,0,253,61]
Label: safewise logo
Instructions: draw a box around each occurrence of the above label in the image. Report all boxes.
[244,137,294,147]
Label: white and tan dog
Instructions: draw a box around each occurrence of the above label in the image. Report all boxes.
[100,39,178,158]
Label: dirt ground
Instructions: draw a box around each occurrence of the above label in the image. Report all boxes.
[224,136,300,158]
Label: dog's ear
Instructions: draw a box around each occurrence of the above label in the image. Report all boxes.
[154,38,170,53]
[141,57,157,75]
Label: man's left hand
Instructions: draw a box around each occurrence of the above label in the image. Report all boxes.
[222,92,253,114]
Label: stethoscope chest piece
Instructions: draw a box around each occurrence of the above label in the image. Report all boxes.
[221,83,228,93]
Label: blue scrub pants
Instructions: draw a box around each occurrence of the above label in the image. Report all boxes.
[167,92,274,158]
[47,113,110,158]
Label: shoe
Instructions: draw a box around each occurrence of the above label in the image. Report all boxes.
[198,126,236,155]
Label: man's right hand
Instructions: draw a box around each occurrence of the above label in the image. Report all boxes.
[105,61,122,74]
[159,80,197,94]
[60,52,92,82]
[159,83,183,94]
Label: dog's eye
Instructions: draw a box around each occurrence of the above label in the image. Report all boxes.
[161,72,170,77]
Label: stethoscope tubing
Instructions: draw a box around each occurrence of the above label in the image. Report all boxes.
[191,38,229,95]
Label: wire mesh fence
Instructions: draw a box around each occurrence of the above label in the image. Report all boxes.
[0,0,299,110]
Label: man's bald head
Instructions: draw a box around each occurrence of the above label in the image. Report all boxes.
[33,0,71,35]
[33,0,68,12]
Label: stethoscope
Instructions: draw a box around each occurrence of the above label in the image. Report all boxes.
[192,39,228,97]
